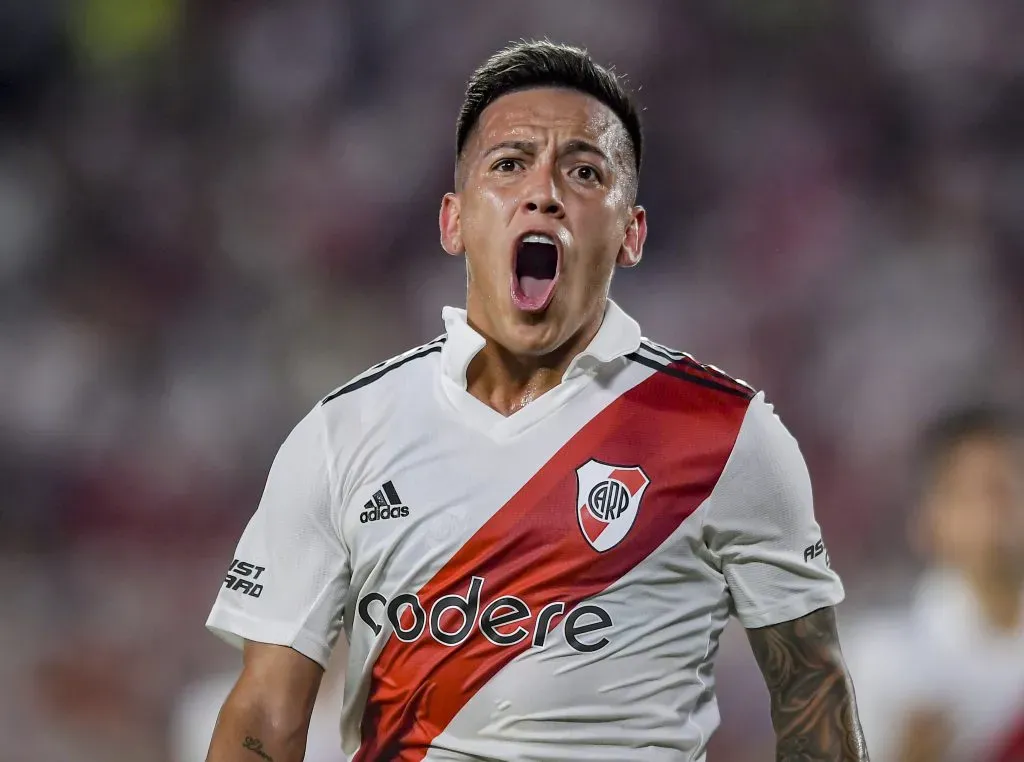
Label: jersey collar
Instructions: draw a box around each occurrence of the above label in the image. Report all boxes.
[439,299,642,389]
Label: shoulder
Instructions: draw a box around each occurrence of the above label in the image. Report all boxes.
[319,334,446,407]
[627,337,757,405]
[627,341,809,502]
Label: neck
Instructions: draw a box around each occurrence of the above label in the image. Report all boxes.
[968,570,1023,633]
[464,310,604,417]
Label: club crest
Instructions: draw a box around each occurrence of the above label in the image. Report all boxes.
[575,460,650,552]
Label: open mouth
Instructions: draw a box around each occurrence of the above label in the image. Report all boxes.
[511,233,560,313]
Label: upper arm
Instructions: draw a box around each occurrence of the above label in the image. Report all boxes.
[746,605,847,699]
[207,641,324,761]
[747,606,869,759]
[704,396,867,757]
[225,641,325,725]
[206,405,351,668]
[702,393,845,628]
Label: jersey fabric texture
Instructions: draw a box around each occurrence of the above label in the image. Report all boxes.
[206,300,845,761]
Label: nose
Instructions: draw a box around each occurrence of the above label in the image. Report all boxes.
[520,167,565,217]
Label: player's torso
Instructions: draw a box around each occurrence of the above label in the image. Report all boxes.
[326,349,749,761]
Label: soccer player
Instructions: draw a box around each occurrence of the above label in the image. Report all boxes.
[845,405,1024,762]
[204,40,868,761]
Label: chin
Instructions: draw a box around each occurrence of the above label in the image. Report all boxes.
[501,313,567,356]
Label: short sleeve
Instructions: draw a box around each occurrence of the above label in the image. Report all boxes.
[206,405,350,668]
[702,393,845,629]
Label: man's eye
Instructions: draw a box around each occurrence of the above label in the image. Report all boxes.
[494,159,520,172]
[572,165,599,182]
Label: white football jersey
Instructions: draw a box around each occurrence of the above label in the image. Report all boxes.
[206,300,844,761]
[845,571,1024,762]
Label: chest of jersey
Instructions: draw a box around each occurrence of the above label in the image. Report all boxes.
[321,346,764,759]
[338,366,743,654]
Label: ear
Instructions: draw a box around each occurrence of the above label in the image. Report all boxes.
[616,205,646,268]
[439,192,464,256]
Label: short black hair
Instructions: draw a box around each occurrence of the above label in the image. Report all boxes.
[919,403,1024,479]
[456,40,643,176]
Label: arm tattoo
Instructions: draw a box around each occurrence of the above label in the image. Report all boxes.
[747,606,869,761]
[242,736,274,761]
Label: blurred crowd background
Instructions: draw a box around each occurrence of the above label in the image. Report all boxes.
[1,1,1022,760]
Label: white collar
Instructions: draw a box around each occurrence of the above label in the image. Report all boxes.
[439,299,641,389]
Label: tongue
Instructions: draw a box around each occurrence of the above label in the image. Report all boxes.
[519,275,552,300]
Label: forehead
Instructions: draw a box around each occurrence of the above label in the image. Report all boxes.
[471,87,628,156]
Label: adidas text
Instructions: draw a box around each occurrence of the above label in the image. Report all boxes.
[361,504,410,523]
[360,480,409,523]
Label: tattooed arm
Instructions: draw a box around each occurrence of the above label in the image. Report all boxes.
[747,606,869,761]
[205,641,322,762]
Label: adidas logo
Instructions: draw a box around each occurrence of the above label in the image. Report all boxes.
[360,480,409,523]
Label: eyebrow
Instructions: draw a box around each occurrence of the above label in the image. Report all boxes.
[483,139,610,163]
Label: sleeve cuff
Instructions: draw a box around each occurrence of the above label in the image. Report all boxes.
[205,605,333,669]
[736,583,846,629]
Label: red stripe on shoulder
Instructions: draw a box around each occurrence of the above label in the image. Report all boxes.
[671,356,755,399]
[352,367,750,761]
[628,350,755,401]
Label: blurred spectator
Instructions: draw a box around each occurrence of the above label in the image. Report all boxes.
[844,405,1024,762]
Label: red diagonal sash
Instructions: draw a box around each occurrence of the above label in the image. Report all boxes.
[353,367,749,761]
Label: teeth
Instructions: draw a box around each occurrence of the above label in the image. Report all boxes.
[522,233,556,246]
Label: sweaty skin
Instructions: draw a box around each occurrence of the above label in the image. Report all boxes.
[440,86,646,416]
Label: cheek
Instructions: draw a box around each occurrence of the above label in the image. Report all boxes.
[950,504,1004,558]
[600,196,632,240]
[461,195,513,285]
[932,505,977,556]
[574,207,628,274]
[462,189,513,244]
[470,185,514,217]
[604,183,629,210]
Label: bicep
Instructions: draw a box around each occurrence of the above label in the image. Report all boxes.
[747,606,869,759]
[208,642,324,761]
[746,606,847,699]
[228,641,325,722]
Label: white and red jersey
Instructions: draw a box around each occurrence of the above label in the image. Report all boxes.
[206,300,844,761]
[845,571,1024,762]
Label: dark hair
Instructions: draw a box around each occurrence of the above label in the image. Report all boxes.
[456,40,642,174]
[919,403,1023,478]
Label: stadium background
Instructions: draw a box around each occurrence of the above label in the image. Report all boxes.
[0,1,1021,760]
